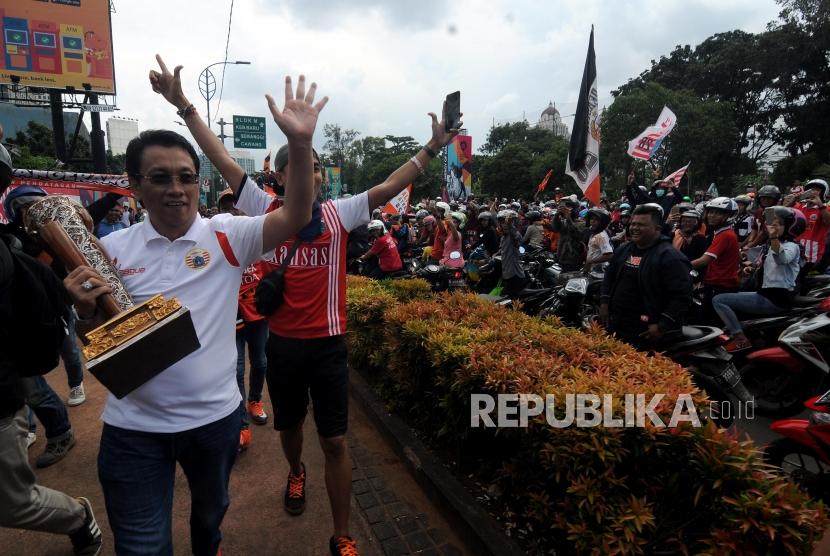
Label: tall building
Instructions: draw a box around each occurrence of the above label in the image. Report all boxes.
[537,101,569,139]
[228,150,256,176]
[106,117,139,155]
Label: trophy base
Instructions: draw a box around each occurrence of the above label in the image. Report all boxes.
[87,306,200,399]
[82,295,201,399]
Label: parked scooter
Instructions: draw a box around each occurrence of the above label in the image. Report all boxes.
[660,325,753,427]
[763,389,830,501]
[739,297,830,417]
[416,251,467,292]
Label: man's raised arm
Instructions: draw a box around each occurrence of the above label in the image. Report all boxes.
[366,101,462,210]
[150,54,245,192]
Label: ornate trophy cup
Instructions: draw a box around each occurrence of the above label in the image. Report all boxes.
[24,196,200,398]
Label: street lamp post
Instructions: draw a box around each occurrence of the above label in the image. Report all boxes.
[198,60,251,130]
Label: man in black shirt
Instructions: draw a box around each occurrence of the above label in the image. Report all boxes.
[600,204,693,349]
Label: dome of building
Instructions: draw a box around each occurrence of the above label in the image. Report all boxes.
[541,101,559,118]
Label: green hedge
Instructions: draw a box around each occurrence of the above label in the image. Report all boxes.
[346,276,827,554]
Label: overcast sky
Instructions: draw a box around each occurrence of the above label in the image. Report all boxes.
[105,0,782,164]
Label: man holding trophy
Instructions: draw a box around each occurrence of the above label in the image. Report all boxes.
[59,56,327,555]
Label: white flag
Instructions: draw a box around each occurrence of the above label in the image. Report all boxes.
[627,106,677,160]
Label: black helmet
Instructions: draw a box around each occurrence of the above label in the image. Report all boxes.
[586,208,611,231]
[768,206,807,239]
[477,211,493,224]
[675,202,695,214]
[757,185,782,202]
[526,210,541,222]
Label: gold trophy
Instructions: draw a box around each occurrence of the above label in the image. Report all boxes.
[24,196,200,398]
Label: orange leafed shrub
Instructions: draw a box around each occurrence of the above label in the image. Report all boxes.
[345,276,827,554]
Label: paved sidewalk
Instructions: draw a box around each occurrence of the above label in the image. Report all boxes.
[0,364,469,556]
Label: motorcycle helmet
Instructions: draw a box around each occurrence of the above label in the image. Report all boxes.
[3,184,47,223]
[704,197,737,215]
[768,206,807,239]
[675,202,695,214]
[526,210,542,222]
[435,201,451,217]
[510,202,521,211]
[806,179,830,201]
[450,211,466,229]
[757,185,782,202]
[496,209,517,221]
[733,194,752,206]
[367,219,385,233]
[544,200,557,208]
[422,215,436,227]
[578,208,589,219]
[586,207,611,231]
[619,209,632,218]
[619,202,631,210]
[416,209,429,219]
[477,211,493,224]
[681,209,703,221]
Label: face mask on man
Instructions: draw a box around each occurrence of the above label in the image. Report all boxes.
[655,188,666,198]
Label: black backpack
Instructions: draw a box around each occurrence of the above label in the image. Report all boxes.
[1,233,70,376]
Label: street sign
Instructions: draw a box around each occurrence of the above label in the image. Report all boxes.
[233,115,266,149]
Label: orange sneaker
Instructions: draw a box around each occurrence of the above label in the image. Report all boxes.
[238,428,252,452]
[284,463,306,515]
[329,536,358,556]
[247,400,268,425]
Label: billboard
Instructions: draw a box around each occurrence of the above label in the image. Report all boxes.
[325,166,341,199]
[0,0,115,94]
[445,135,472,202]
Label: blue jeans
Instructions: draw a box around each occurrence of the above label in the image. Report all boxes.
[20,376,71,439]
[712,292,784,335]
[61,312,84,389]
[97,406,241,556]
[235,320,268,428]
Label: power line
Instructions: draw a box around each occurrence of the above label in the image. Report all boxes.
[214,0,235,123]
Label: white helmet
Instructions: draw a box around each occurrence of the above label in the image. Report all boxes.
[806,179,830,201]
[496,209,517,220]
[705,197,737,214]
[435,201,451,216]
[367,219,385,233]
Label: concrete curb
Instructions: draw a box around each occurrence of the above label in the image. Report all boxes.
[350,369,526,556]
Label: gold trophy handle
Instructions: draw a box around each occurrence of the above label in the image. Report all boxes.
[40,222,123,320]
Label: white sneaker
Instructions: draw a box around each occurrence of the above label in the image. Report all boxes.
[67,384,86,407]
[26,432,37,449]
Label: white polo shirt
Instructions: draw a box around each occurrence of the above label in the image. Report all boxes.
[98,212,266,433]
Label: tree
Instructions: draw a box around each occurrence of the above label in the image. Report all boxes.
[5,121,94,171]
[322,123,361,187]
[479,143,534,198]
[601,82,741,195]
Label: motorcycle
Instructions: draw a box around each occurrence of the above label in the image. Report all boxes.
[538,271,603,328]
[763,389,830,501]
[660,325,753,428]
[416,251,467,292]
[739,297,830,417]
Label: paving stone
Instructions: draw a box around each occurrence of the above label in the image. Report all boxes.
[365,506,387,524]
[387,502,411,519]
[405,530,433,552]
[382,537,410,556]
[372,521,398,541]
[396,515,420,534]
[378,489,398,504]
[370,476,387,490]
[363,466,379,479]
[440,544,463,556]
[415,548,441,556]
[356,492,379,510]
[426,528,446,545]
[352,479,371,495]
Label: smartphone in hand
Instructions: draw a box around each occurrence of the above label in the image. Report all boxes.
[764,207,776,225]
[445,91,461,132]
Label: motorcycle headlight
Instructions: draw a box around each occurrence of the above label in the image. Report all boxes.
[564,277,588,295]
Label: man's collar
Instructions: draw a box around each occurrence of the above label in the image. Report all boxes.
[141,214,205,245]
[713,225,731,235]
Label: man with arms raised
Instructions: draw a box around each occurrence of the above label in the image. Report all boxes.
[156,66,461,555]
[62,55,327,555]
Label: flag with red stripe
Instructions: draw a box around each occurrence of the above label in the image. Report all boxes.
[663,161,691,187]
[565,26,601,206]
[537,169,553,193]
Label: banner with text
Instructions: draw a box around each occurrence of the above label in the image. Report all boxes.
[382,184,412,215]
[627,106,677,160]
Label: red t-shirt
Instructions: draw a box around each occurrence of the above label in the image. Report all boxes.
[238,260,267,323]
[795,203,830,263]
[367,233,403,272]
[703,227,740,288]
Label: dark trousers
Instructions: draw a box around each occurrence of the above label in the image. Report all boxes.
[20,376,71,439]
[236,319,268,428]
[97,406,241,556]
